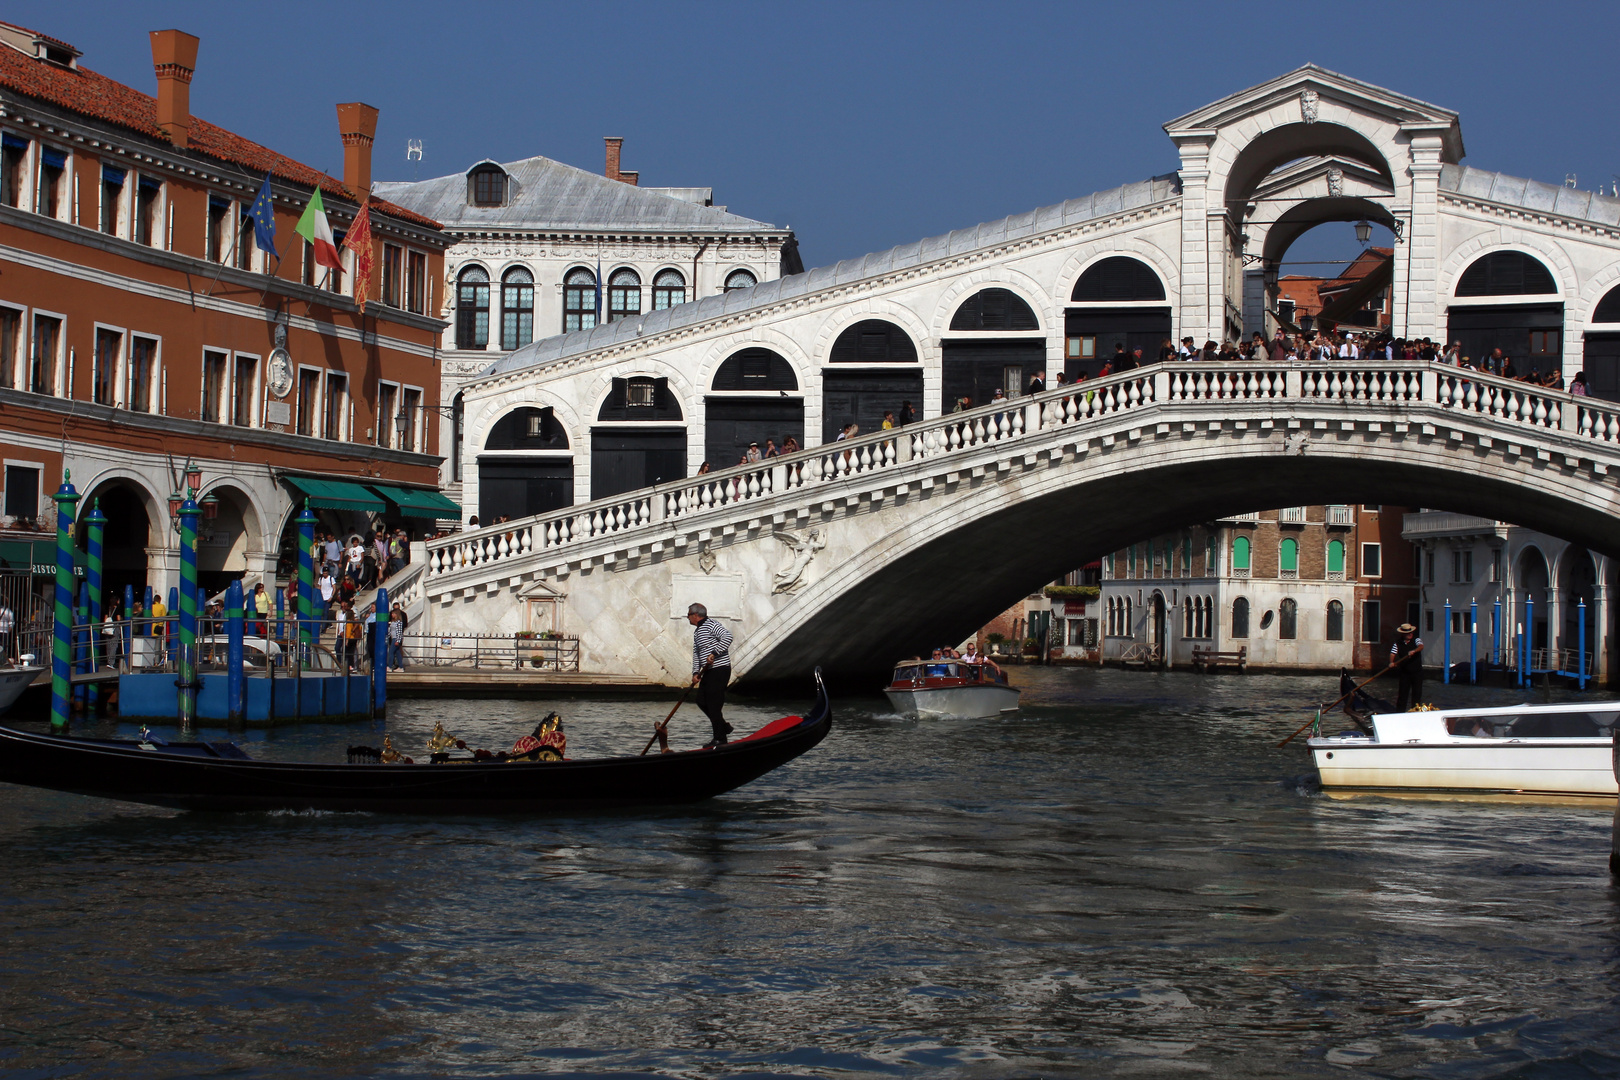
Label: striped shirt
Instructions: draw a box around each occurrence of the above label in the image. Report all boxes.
[692,617,733,673]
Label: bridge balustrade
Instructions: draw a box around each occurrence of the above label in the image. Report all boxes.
[426,359,1620,584]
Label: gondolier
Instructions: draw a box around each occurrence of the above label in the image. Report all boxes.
[687,603,733,747]
[1390,623,1424,712]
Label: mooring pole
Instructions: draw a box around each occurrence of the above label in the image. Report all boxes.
[1526,596,1535,686]
[1469,599,1478,685]
[177,491,200,730]
[372,586,388,722]
[1578,598,1588,692]
[49,472,80,732]
[167,587,178,670]
[226,579,244,725]
[122,584,134,672]
[1493,598,1502,671]
[86,499,104,712]
[1443,599,1452,685]
[296,502,315,671]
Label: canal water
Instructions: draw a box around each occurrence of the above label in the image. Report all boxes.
[0,668,1617,1078]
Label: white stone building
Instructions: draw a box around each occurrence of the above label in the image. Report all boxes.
[1401,512,1611,682]
[375,139,799,518]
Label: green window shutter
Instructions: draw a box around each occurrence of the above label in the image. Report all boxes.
[1233,536,1250,570]
[1281,538,1298,572]
[1327,540,1345,574]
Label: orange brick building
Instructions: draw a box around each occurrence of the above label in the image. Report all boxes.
[0,23,451,609]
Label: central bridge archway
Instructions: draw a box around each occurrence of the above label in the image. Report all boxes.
[424,360,1620,686]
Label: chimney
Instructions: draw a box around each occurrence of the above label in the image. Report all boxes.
[149,30,199,149]
[604,137,638,186]
[337,102,380,197]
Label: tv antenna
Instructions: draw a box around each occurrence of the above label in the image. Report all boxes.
[1565,173,1578,189]
[407,139,423,180]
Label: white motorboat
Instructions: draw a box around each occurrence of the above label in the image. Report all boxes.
[883,659,1020,720]
[1308,701,1618,799]
[0,663,43,717]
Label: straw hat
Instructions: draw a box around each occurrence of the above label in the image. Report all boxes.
[1396,622,1416,634]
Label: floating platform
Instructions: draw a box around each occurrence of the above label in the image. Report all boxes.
[117,671,376,724]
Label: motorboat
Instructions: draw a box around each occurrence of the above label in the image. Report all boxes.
[883,658,1020,719]
[1307,701,1618,799]
[0,662,43,717]
[0,670,832,813]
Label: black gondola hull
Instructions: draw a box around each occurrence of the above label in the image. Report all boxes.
[0,673,831,813]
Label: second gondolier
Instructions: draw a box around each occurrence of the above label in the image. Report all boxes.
[687,603,733,747]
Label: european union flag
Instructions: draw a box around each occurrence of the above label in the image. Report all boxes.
[249,175,278,258]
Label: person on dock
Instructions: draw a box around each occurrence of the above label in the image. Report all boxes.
[1390,623,1424,712]
[687,602,733,747]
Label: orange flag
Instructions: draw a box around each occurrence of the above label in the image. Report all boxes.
[342,200,374,312]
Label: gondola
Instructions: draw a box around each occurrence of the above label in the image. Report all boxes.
[0,669,832,813]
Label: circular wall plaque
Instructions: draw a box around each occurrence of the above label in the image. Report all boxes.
[267,348,294,398]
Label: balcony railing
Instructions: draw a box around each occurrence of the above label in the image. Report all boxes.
[1278,507,1306,524]
[1326,505,1354,526]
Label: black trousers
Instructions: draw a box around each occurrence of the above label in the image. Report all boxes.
[697,665,731,740]
[1396,667,1423,712]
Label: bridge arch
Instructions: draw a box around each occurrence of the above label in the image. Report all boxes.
[730,421,1620,682]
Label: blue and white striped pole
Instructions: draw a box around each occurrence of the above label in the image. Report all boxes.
[1579,597,1588,691]
[296,501,316,671]
[49,471,80,731]
[177,491,200,728]
[167,587,178,669]
[122,584,134,671]
[373,586,388,720]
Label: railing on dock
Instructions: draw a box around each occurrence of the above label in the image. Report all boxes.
[398,633,580,672]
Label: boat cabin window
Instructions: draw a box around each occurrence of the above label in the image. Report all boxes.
[1447,711,1613,738]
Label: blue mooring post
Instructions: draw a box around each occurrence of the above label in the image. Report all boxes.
[123,584,134,671]
[166,587,178,669]
[372,586,388,721]
[177,491,200,730]
[274,588,284,666]
[296,502,316,671]
[1443,599,1452,684]
[1579,598,1588,691]
[1493,598,1502,671]
[49,471,80,732]
[1469,599,1478,685]
[226,579,244,725]
[1527,596,1535,686]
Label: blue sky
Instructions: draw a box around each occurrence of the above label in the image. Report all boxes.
[15,1,1616,273]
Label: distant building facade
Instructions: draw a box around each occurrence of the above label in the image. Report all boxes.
[1401,511,1612,682]
[0,21,450,613]
[375,140,801,519]
[1097,506,1418,672]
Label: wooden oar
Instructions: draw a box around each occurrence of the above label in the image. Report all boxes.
[1277,644,1422,749]
[641,660,710,756]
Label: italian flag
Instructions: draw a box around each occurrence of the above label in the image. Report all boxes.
[295,187,345,271]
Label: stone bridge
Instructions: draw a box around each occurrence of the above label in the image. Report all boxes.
[419,360,1620,686]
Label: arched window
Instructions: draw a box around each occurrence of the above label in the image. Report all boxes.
[724,268,757,291]
[1182,535,1192,576]
[653,268,686,310]
[456,266,489,350]
[1071,256,1166,302]
[1231,597,1250,638]
[500,267,534,351]
[1327,539,1345,576]
[1326,599,1344,641]
[1123,597,1132,638]
[1279,597,1298,640]
[451,391,464,482]
[1127,545,1137,576]
[1206,534,1217,575]
[711,348,798,391]
[468,164,507,207]
[483,406,569,450]
[608,268,641,322]
[1456,251,1556,297]
[1183,595,1194,637]
[1593,285,1620,324]
[1280,538,1299,575]
[1201,596,1213,638]
[830,320,918,364]
[563,267,597,333]
[1232,536,1251,572]
[598,376,682,421]
[950,288,1038,331]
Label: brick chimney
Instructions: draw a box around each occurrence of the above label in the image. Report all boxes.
[149,29,199,148]
[337,102,380,197]
[604,137,638,186]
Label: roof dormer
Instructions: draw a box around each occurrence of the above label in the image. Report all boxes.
[466,160,509,208]
[0,22,80,69]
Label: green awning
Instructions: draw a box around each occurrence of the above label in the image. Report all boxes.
[0,539,85,576]
[283,476,386,513]
[369,484,462,520]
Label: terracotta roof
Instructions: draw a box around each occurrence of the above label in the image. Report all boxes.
[0,41,440,232]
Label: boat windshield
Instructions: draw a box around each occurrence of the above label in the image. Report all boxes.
[1446,710,1618,738]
